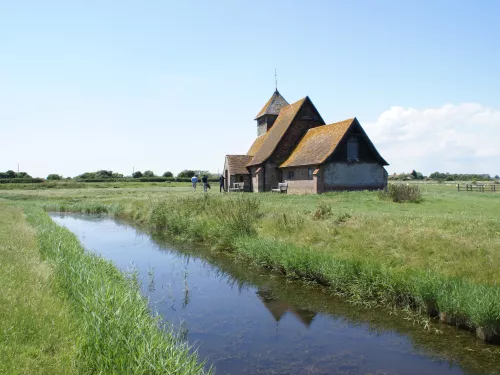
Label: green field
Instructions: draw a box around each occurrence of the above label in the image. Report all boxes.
[2,181,499,283]
[1,181,500,371]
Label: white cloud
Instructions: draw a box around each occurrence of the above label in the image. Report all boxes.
[364,103,500,176]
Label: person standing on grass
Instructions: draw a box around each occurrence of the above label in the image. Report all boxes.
[201,175,208,192]
[219,174,225,192]
[191,174,198,191]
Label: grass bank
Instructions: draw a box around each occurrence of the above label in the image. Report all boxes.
[0,201,210,375]
[146,194,500,342]
[2,184,500,343]
[0,203,77,375]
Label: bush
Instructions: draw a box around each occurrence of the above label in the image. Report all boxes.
[75,171,121,180]
[0,170,32,179]
[16,172,32,178]
[95,170,113,179]
[313,201,332,220]
[177,170,196,178]
[47,174,62,180]
[379,184,422,203]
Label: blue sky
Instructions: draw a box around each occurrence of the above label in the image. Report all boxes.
[1,0,499,177]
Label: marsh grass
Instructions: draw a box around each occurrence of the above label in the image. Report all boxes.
[0,204,77,375]
[379,183,422,203]
[231,237,500,332]
[22,205,210,375]
[149,195,261,250]
[43,201,122,214]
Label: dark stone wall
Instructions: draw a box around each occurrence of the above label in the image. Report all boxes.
[323,162,387,191]
[263,162,280,192]
[257,122,267,137]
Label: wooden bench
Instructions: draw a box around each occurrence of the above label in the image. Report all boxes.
[229,182,244,192]
[271,182,288,193]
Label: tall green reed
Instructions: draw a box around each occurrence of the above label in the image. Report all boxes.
[24,205,210,375]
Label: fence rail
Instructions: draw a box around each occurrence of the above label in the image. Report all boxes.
[457,184,497,192]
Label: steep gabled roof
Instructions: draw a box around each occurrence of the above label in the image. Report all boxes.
[280,117,389,168]
[280,118,355,168]
[256,290,288,322]
[290,309,316,327]
[247,97,308,167]
[225,155,252,175]
[255,90,289,119]
[353,119,389,166]
[247,134,267,156]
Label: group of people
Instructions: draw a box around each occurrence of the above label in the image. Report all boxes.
[191,174,226,192]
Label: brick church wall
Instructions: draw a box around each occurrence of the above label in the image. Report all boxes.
[281,166,318,194]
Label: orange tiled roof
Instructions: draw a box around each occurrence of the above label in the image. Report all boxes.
[280,118,355,168]
[225,155,252,175]
[255,90,289,119]
[247,97,308,167]
[247,134,267,156]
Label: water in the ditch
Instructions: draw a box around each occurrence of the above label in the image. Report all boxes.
[50,213,500,375]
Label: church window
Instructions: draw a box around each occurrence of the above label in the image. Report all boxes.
[308,168,313,180]
[347,136,359,161]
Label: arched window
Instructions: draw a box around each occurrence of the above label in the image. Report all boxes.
[347,136,359,161]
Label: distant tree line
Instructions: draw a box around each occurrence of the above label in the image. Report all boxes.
[75,170,124,180]
[388,170,499,182]
[0,170,44,183]
[2,168,499,184]
[0,170,32,179]
[388,170,425,181]
[428,172,495,181]
[70,169,220,183]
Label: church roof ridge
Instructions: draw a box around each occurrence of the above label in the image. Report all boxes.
[280,118,356,168]
[248,97,310,167]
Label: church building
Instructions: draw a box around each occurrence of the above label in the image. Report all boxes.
[223,90,389,194]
